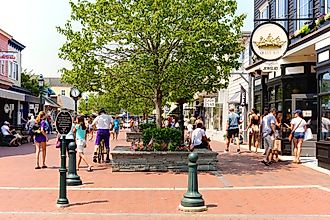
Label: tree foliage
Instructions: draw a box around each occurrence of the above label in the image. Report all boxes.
[58,0,246,126]
[21,69,45,96]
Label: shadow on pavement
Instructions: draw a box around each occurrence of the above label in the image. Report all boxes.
[68,200,109,207]
[217,152,295,175]
[0,143,35,158]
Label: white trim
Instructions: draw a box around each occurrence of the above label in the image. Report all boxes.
[318,50,330,63]
[285,66,304,75]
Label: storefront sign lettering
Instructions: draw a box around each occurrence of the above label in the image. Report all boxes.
[204,98,216,108]
[0,52,17,61]
[251,22,288,61]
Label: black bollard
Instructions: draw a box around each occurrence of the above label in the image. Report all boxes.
[57,136,69,207]
[178,152,207,212]
[66,141,82,186]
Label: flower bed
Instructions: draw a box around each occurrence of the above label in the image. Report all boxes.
[111,146,218,172]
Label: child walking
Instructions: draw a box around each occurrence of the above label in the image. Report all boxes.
[74,116,93,172]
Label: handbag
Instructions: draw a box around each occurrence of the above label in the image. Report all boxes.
[304,128,313,141]
[288,119,302,142]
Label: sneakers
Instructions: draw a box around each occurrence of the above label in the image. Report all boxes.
[224,148,229,153]
[237,149,241,154]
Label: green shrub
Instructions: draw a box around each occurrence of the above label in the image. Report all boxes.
[139,122,156,132]
[142,128,182,151]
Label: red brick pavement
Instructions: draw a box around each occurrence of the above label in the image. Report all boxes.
[0,130,329,220]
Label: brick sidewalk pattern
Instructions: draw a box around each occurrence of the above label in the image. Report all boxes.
[0,130,329,220]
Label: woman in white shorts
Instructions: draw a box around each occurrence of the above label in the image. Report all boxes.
[74,116,92,172]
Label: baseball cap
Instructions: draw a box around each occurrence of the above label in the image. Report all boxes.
[294,109,302,114]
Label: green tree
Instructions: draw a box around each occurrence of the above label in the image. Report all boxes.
[58,0,245,126]
[21,69,40,96]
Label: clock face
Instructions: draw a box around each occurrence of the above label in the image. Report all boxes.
[71,88,80,97]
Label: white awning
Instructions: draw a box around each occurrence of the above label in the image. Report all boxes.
[57,95,75,110]
[228,92,240,104]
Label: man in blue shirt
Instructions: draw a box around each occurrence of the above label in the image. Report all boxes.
[225,107,242,153]
[261,108,277,166]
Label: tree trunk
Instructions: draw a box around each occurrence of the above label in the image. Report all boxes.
[154,89,163,128]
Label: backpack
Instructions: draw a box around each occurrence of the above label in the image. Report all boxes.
[31,123,41,135]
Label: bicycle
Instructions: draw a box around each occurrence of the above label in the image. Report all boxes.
[97,139,106,164]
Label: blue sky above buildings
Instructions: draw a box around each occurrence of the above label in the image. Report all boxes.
[0,0,254,77]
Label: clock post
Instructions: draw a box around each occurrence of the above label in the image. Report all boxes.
[70,87,81,114]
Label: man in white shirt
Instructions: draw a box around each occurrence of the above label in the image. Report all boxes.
[191,122,207,150]
[92,109,113,163]
[1,121,18,146]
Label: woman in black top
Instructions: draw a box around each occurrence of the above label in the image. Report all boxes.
[247,108,260,152]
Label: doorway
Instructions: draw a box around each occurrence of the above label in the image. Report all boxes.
[291,94,317,157]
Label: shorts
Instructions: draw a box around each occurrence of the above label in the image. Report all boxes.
[294,132,305,139]
[227,128,239,138]
[114,127,119,134]
[76,139,86,153]
[95,129,110,149]
[273,139,281,151]
[263,135,273,150]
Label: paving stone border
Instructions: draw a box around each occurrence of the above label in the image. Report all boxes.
[111,146,218,172]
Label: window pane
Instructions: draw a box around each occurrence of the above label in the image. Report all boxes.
[277,0,288,30]
[269,87,275,101]
[320,96,330,141]
[298,0,310,29]
[275,85,282,101]
[320,72,330,93]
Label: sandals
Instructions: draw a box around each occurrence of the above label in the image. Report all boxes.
[42,165,48,169]
[35,166,41,169]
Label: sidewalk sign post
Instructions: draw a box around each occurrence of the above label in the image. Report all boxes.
[67,141,82,186]
[55,111,73,207]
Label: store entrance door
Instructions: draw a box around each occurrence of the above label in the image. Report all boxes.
[291,94,317,156]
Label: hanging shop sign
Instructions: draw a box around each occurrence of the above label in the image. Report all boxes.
[240,85,247,106]
[0,52,17,61]
[204,98,216,108]
[251,22,289,61]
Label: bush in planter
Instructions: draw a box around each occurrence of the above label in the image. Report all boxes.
[139,122,156,132]
[142,127,182,151]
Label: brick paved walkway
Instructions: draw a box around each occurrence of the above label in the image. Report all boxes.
[0,130,329,220]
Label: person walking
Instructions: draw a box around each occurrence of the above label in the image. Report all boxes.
[247,108,260,153]
[260,107,269,155]
[113,116,120,140]
[290,109,307,164]
[272,111,283,162]
[74,116,92,172]
[34,111,49,169]
[225,107,242,153]
[261,108,277,166]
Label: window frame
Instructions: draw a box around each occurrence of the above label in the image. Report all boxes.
[61,90,66,96]
[276,0,288,30]
[296,0,312,30]
[259,2,269,20]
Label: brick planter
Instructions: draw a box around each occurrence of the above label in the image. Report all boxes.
[111,146,218,172]
[125,132,142,142]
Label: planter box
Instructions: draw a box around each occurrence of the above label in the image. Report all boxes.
[316,141,330,170]
[126,132,142,142]
[111,146,218,172]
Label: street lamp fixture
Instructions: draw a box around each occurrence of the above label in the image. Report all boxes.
[38,74,44,113]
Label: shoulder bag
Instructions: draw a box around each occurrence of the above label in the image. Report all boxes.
[288,119,302,142]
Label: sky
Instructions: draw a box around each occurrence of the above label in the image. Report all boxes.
[0,0,254,78]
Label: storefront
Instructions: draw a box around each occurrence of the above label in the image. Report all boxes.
[315,38,330,169]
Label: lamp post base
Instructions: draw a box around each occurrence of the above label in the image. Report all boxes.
[66,175,82,186]
[178,204,207,212]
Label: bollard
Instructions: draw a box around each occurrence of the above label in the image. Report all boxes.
[66,141,82,186]
[178,152,207,212]
[57,136,69,207]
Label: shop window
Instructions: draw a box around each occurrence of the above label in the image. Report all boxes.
[269,87,275,102]
[213,103,222,131]
[275,85,282,101]
[320,96,330,140]
[320,72,330,93]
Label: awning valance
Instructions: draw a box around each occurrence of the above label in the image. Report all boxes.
[0,88,25,101]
